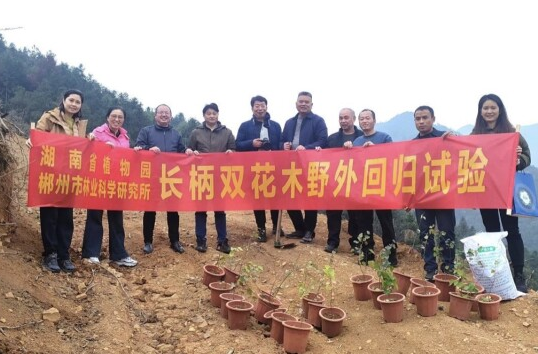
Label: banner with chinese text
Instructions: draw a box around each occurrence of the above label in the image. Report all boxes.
[27,130,518,211]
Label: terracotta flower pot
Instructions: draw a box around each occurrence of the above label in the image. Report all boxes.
[367,281,384,310]
[263,308,287,330]
[301,292,325,318]
[202,264,225,287]
[254,292,282,324]
[433,273,458,302]
[208,281,234,307]
[270,312,297,344]
[219,293,244,319]
[393,270,413,297]
[412,286,441,317]
[409,278,436,305]
[307,301,327,329]
[226,300,254,330]
[282,320,313,354]
[350,274,373,301]
[223,266,240,284]
[459,283,485,312]
[377,293,405,323]
[448,291,473,321]
[319,307,346,338]
[476,293,502,321]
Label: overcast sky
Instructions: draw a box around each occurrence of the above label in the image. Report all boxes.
[2,0,537,135]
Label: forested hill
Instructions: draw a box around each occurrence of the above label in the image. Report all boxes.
[0,35,200,142]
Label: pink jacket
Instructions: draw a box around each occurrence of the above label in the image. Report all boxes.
[92,123,130,148]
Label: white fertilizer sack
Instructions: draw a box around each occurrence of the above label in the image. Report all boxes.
[460,232,524,300]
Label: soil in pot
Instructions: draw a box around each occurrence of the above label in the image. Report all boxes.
[409,278,436,305]
[301,292,325,318]
[223,266,240,284]
[433,273,458,302]
[263,308,287,330]
[226,300,254,330]
[270,312,296,344]
[307,301,327,329]
[254,292,282,324]
[476,293,502,321]
[378,293,405,323]
[219,293,244,319]
[208,281,234,307]
[319,306,346,338]
[350,274,373,301]
[202,264,225,287]
[367,281,384,310]
[282,320,313,354]
[393,270,413,297]
[448,291,473,321]
[412,286,441,317]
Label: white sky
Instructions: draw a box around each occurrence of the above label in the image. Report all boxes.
[2,0,537,135]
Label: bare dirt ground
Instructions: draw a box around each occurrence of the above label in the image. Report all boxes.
[1,136,537,354]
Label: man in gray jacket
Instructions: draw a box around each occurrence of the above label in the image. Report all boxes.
[134,104,186,255]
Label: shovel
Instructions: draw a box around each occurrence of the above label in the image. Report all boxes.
[274,210,296,249]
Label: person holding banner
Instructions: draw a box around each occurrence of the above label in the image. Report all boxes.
[412,105,456,281]
[323,107,363,253]
[471,93,531,293]
[236,95,285,242]
[186,103,236,254]
[281,92,328,244]
[27,89,87,273]
[352,109,398,266]
[134,104,186,255]
[82,107,138,267]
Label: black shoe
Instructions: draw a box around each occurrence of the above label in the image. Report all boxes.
[425,270,437,282]
[300,231,315,244]
[358,253,375,265]
[272,227,286,237]
[257,228,267,243]
[59,259,76,273]
[514,273,528,293]
[352,247,361,256]
[287,230,305,239]
[217,239,231,254]
[170,241,185,254]
[195,238,207,253]
[324,244,338,253]
[143,243,153,254]
[389,249,398,267]
[42,253,61,273]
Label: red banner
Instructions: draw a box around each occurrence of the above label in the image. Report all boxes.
[27,130,518,211]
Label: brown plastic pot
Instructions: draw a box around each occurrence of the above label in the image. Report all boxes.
[448,291,473,321]
[282,320,313,354]
[307,301,327,329]
[367,281,384,310]
[350,274,373,301]
[301,292,325,318]
[219,293,244,319]
[226,300,254,330]
[223,266,240,284]
[476,293,502,321]
[378,293,405,323]
[270,312,297,344]
[393,270,413,297]
[433,273,458,302]
[254,292,282,324]
[412,286,440,317]
[208,281,234,307]
[263,308,287,330]
[319,307,346,338]
[202,264,225,287]
[409,278,436,304]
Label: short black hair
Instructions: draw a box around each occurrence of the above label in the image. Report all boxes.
[203,103,219,115]
[250,95,267,108]
[414,105,434,117]
[297,91,312,99]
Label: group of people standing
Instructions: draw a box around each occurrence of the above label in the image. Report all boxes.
[28,90,530,293]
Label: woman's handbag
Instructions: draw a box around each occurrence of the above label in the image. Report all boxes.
[507,171,538,217]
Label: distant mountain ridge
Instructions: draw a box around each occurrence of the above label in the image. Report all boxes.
[376,112,537,166]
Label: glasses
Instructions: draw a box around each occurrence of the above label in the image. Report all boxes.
[109,114,124,120]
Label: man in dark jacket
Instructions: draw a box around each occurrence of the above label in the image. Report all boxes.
[236,95,285,242]
[134,104,186,255]
[412,105,455,281]
[281,91,328,244]
[324,108,363,253]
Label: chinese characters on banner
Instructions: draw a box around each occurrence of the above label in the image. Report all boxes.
[27,130,519,212]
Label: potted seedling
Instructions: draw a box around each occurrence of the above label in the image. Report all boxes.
[298,261,326,319]
[319,252,346,337]
[373,244,405,322]
[223,246,244,284]
[350,232,375,301]
[448,251,481,320]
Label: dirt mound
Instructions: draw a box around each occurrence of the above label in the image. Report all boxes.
[1,136,537,354]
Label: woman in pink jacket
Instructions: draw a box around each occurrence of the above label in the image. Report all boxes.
[81,107,137,267]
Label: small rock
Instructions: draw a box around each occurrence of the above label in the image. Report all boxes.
[523,310,529,315]
[43,307,61,323]
[5,292,14,299]
[366,339,372,344]
[75,293,87,300]
[0,318,6,323]
[523,322,531,327]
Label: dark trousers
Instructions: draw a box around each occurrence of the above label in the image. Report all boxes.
[143,211,179,244]
[254,210,279,230]
[82,209,129,261]
[415,209,456,273]
[480,208,524,275]
[355,209,397,250]
[40,207,73,261]
[195,211,227,243]
[326,210,359,247]
[287,210,317,233]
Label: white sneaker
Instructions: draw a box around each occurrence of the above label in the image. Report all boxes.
[114,256,138,267]
[83,257,100,264]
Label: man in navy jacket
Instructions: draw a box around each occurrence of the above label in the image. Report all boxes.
[281,92,328,244]
[236,95,285,242]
